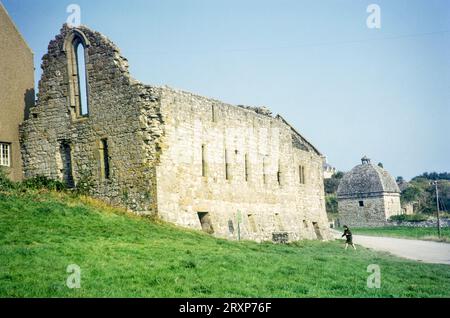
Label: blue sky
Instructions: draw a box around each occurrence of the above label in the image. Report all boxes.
[3,0,449,180]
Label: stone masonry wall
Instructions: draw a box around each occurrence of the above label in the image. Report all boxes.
[383,193,402,219]
[338,196,386,227]
[0,4,34,181]
[153,87,331,241]
[20,25,163,213]
[21,25,330,242]
[338,193,401,228]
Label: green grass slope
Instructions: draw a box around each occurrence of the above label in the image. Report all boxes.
[0,191,449,298]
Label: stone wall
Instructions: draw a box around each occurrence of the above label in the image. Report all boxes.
[21,25,330,242]
[338,196,386,227]
[383,193,402,219]
[0,4,34,181]
[20,25,163,213]
[401,202,414,215]
[338,193,401,227]
[153,87,331,241]
[389,218,450,228]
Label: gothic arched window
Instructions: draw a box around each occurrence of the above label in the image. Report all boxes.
[75,40,88,116]
[64,30,90,118]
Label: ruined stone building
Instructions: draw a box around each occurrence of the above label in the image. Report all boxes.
[0,3,34,181]
[322,158,336,179]
[20,24,331,242]
[337,156,401,227]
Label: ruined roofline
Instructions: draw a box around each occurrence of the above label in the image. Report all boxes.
[275,115,323,157]
[152,83,322,155]
[0,2,34,55]
[145,84,276,118]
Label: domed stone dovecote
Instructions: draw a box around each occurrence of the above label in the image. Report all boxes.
[337,157,401,227]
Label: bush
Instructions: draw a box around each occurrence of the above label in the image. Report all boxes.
[390,214,429,222]
[401,185,422,204]
[324,172,344,194]
[21,176,67,192]
[326,194,338,213]
[75,171,94,195]
[0,167,15,190]
[1,170,68,193]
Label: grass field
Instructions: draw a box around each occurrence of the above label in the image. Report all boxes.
[348,227,450,242]
[1,190,449,298]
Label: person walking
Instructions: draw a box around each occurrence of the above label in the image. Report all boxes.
[342,225,356,250]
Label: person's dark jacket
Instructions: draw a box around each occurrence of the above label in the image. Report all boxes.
[342,229,353,243]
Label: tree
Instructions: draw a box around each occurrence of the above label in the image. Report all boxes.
[438,182,450,212]
[324,171,344,194]
[401,172,450,214]
[325,194,338,214]
[413,172,450,181]
[334,171,344,179]
[396,176,404,184]
[401,186,422,204]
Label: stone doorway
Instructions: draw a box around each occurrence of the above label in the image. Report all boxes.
[59,141,74,188]
[248,214,258,233]
[197,212,214,234]
[312,222,323,240]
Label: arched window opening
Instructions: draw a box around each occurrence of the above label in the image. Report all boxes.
[75,40,89,116]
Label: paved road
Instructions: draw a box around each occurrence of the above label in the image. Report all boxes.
[331,230,450,265]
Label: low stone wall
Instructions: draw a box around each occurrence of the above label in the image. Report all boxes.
[388,218,450,228]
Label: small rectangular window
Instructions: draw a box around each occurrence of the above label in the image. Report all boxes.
[244,154,249,182]
[211,105,217,123]
[201,144,207,177]
[0,143,11,167]
[302,166,305,184]
[299,165,306,184]
[277,162,282,186]
[100,138,110,180]
[359,201,364,207]
[225,149,230,180]
[299,166,302,184]
[263,158,267,184]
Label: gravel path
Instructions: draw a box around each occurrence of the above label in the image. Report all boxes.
[331,230,450,265]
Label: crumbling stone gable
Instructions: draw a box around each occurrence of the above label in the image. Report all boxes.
[20,25,163,213]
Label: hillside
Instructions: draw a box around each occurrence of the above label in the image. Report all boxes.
[0,190,449,297]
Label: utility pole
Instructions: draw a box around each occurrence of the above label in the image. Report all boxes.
[433,181,441,239]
